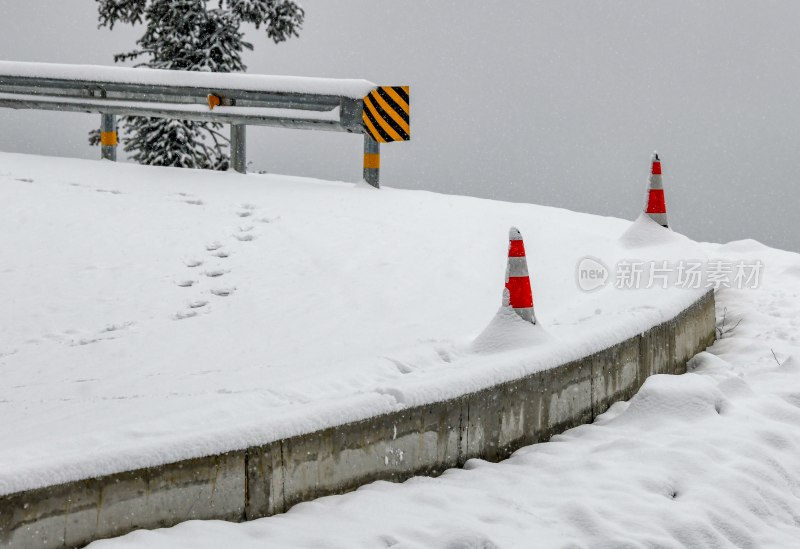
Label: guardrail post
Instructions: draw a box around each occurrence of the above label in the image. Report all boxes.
[100,113,117,161]
[363,135,380,188]
[231,123,246,173]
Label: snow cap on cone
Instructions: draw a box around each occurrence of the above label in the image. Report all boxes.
[645,152,668,228]
[505,227,536,324]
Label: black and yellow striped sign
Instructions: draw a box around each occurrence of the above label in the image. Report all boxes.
[362,86,410,143]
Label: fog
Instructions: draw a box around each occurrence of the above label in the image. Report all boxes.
[1,1,798,251]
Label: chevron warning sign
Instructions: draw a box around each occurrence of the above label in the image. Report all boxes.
[362,86,410,143]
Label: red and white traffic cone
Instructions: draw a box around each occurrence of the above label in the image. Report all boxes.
[645,152,668,228]
[505,227,536,324]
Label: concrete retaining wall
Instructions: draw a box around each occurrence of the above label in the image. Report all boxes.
[0,291,716,548]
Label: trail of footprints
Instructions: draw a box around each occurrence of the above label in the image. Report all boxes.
[174,201,278,320]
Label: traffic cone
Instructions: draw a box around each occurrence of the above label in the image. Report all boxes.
[645,152,668,228]
[505,227,536,324]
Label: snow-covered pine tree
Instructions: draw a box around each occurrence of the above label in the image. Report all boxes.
[93,0,304,169]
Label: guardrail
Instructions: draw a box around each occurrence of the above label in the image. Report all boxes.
[0,61,410,187]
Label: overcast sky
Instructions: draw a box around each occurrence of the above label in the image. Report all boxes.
[1,1,798,252]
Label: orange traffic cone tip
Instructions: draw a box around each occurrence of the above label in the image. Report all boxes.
[504,226,536,325]
[652,152,661,173]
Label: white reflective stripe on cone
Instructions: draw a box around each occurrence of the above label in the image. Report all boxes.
[648,212,668,227]
[514,307,536,324]
[506,257,530,278]
[649,173,664,190]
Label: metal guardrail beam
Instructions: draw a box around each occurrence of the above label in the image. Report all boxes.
[0,93,348,132]
[0,77,344,110]
[0,61,410,187]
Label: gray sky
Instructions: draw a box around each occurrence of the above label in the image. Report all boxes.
[1,1,799,252]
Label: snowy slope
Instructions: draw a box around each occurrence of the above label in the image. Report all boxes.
[0,152,706,495]
[88,242,800,548]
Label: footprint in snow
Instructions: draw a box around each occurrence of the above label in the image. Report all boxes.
[384,357,413,374]
[238,225,254,232]
[234,233,255,242]
[211,287,235,297]
[15,178,33,183]
[206,241,223,251]
[257,216,280,224]
[183,198,204,206]
[73,337,104,347]
[185,258,203,268]
[102,322,134,333]
[96,189,123,195]
[188,300,208,309]
[176,279,196,288]
[236,210,253,218]
[203,268,227,278]
[435,347,454,363]
[174,310,198,320]
[210,249,230,258]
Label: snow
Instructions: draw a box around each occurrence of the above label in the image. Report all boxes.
[620,212,683,248]
[471,294,552,354]
[0,60,376,99]
[88,240,800,548]
[0,151,707,496]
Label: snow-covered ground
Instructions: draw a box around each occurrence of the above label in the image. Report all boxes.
[0,152,707,495]
[88,240,800,548]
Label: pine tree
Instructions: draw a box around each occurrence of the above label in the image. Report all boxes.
[93,0,304,169]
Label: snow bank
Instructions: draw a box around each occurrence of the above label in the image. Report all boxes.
[471,302,552,354]
[0,60,376,99]
[0,152,706,495]
[90,239,800,548]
